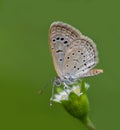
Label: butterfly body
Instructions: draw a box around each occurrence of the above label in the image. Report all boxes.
[49,21,103,87]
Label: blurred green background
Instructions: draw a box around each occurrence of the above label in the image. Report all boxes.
[0,0,119,130]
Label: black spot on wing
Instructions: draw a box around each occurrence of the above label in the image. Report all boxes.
[56,50,63,53]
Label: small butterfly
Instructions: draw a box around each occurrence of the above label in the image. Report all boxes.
[49,22,103,103]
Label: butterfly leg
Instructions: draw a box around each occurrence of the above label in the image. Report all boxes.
[63,82,71,94]
[50,77,61,106]
[63,82,69,89]
[50,83,55,106]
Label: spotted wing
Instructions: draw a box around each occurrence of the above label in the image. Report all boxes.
[63,36,103,79]
[49,21,82,78]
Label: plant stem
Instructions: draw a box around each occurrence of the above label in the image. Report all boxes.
[82,117,97,130]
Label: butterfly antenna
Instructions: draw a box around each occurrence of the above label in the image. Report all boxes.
[38,79,53,94]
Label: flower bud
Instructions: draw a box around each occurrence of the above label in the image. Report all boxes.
[51,80,97,130]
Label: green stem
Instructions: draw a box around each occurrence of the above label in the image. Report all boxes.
[81,117,97,130]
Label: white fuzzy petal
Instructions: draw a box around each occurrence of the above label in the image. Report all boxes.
[85,83,90,89]
[52,84,86,102]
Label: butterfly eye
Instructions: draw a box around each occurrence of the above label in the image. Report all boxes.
[54,77,61,86]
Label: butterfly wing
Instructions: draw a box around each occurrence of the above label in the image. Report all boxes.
[79,69,103,78]
[63,34,103,79]
[49,22,81,78]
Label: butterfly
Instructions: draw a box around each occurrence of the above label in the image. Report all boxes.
[49,21,103,90]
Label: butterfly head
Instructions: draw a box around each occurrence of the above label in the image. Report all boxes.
[53,76,62,86]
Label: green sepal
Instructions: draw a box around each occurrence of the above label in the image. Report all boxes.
[61,92,89,120]
[80,80,88,93]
